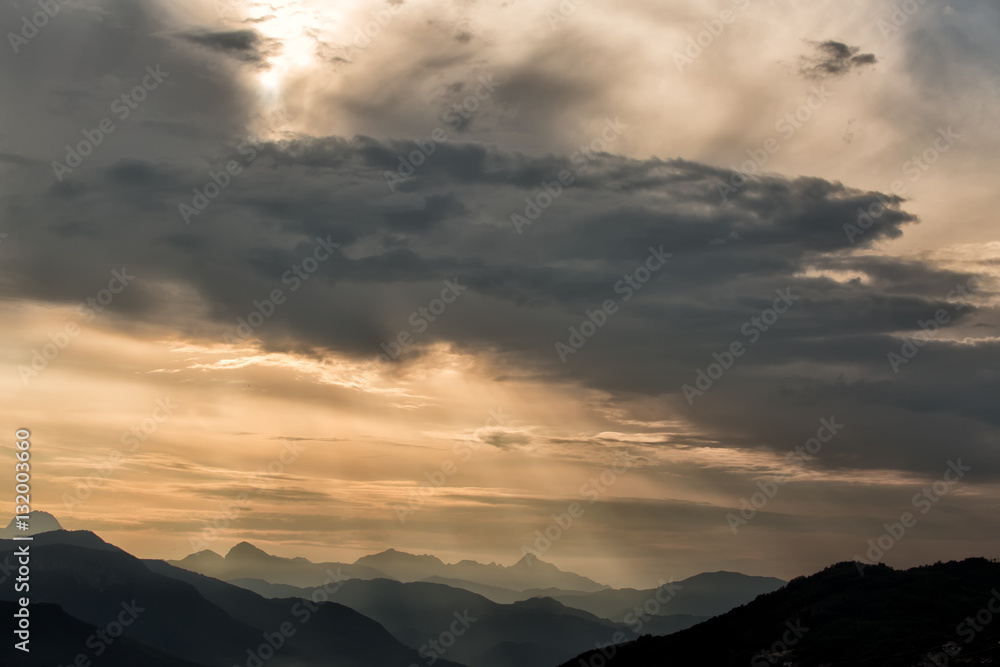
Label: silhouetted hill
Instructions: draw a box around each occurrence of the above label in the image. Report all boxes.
[177,548,225,572]
[637,613,708,636]
[355,549,607,592]
[0,601,205,667]
[0,530,464,667]
[0,533,260,665]
[144,560,466,667]
[355,547,448,579]
[224,574,628,667]
[228,576,312,598]
[563,558,1000,667]
[420,575,530,603]
[3,527,120,551]
[476,640,568,667]
[550,570,785,620]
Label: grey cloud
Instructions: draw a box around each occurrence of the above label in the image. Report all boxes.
[176,29,278,65]
[3,130,995,480]
[0,0,997,488]
[799,40,877,79]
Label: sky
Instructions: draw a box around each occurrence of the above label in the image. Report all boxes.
[1,0,998,589]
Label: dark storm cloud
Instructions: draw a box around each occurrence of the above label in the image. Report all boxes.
[0,0,997,484]
[3,130,996,479]
[799,40,877,79]
[176,29,278,64]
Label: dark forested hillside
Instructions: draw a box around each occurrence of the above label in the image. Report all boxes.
[563,558,1000,667]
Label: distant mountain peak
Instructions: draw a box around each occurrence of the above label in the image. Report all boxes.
[226,541,272,560]
[356,549,446,566]
[456,558,501,568]
[511,555,577,576]
[1,510,63,537]
[180,549,223,563]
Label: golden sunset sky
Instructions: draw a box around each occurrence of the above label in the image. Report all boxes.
[2,0,998,587]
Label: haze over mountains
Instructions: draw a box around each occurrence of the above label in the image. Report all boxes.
[170,542,609,593]
[3,514,998,667]
[1,525,463,667]
[168,538,783,617]
[1,513,784,667]
[163,537,786,665]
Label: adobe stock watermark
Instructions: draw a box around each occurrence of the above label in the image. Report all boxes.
[393,407,509,524]
[876,0,928,39]
[844,127,960,244]
[377,279,468,362]
[239,568,348,667]
[52,65,170,182]
[411,611,478,666]
[545,0,588,31]
[509,116,627,234]
[717,84,834,201]
[726,417,844,534]
[351,1,406,52]
[54,600,145,665]
[920,589,1000,666]
[887,275,982,374]
[681,287,799,405]
[555,245,671,363]
[854,459,971,576]
[673,0,751,73]
[384,74,500,192]
[223,236,339,344]
[520,451,635,564]
[179,135,262,224]
[7,0,71,54]
[18,267,136,385]
[61,398,177,513]
[751,619,810,666]
[579,579,682,667]
[623,579,683,634]
[178,108,294,225]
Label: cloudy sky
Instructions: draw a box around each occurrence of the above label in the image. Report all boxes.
[2,0,998,588]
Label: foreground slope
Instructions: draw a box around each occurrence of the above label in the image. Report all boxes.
[549,570,785,620]
[0,601,205,667]
[563,558,1000,667]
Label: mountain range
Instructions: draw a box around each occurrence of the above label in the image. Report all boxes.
[181,573,627,667]
[165,540,772,666]
[0,527,462,667]
[0,512,783,667]
[8,511,996,667]
[170,543,609,593]
[171,540,783,616]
